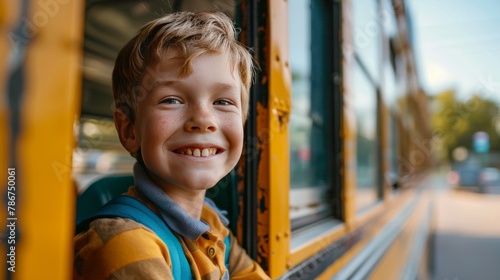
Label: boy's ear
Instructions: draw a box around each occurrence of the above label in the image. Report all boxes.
[114,109,139,156]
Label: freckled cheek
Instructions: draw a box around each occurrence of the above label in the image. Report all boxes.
[140,115,177,143]
[223,121,244,151]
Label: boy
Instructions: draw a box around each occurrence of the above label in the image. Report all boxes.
[74,11,270,280]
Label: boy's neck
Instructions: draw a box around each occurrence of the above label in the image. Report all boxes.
[135,163,207,220]
[162,188,206,220]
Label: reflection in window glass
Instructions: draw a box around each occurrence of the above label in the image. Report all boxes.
[382,0,400,189]
[383,61,398,105]
[382,0,398,38]
[384,62,399,189]
[352,0,381,82]
[289,0,312,188]
[289,0,331,229]
[389,110,399,189]
[353,62,379,213]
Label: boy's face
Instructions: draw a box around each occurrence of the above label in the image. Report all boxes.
[122,52,244,193]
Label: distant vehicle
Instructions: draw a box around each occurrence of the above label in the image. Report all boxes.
[479,167,500,194]
[448,159,482,188]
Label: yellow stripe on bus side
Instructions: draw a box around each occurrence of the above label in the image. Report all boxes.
[368,191,431,280]
[16,0,84,279]
[267,0,291,277]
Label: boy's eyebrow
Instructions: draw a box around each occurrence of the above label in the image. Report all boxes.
[147,80,181,94]
[150,80,176,91]
[151,80,239,92]
[210,82,239,92]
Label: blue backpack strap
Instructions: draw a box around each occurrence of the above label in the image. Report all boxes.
[76,195,192,280]
[224,235,231,270]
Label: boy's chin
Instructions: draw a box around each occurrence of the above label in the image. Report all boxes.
[178,175,226,192]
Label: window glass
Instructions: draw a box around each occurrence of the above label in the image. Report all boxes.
[352,0,381,82]
[383,63,398,105]
[381,0,400,189]
[289,0,331,229]
[389,110,399,189]
[289,0,312,188]
[352,62,380,213]
[382,0,398,38]
[384,63,399,189]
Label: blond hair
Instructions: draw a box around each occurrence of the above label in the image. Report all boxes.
[112,11,254,122]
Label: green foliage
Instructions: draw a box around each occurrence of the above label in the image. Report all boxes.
[431,90,500,162]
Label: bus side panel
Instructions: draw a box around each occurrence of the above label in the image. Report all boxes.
[267,0,291,277]
[1,0,21,275]
[368,189,432,280]
[340,0,358,228]
[15,0,84,279]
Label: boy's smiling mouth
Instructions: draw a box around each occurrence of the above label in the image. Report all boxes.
[174,147,220,157]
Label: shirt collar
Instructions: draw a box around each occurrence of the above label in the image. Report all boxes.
[133,163,229,240]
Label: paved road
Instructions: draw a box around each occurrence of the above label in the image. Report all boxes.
[430,173,500,280]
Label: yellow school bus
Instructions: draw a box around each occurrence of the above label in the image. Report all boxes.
[0,0,433,279]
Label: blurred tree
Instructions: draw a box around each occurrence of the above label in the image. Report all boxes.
[431,90,500,162]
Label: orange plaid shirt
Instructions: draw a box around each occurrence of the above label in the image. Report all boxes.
[74,188,269,280]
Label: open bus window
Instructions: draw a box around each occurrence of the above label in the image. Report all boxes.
[76,0,239,193]
[73,116,136,193]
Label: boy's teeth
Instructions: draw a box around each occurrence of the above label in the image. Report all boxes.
[180,148,217,157]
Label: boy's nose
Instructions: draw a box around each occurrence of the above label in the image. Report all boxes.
[184,107,217,132]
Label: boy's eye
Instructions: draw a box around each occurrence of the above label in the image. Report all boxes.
[160,97,182,105]
[214,99,233,106]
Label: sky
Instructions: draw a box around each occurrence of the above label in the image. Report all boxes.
[408,0,500,102]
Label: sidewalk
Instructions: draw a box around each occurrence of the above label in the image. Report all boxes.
[430,184,500,280]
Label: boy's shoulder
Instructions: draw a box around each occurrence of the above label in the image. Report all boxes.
[74,217,172,279]
[78,216,157,243]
